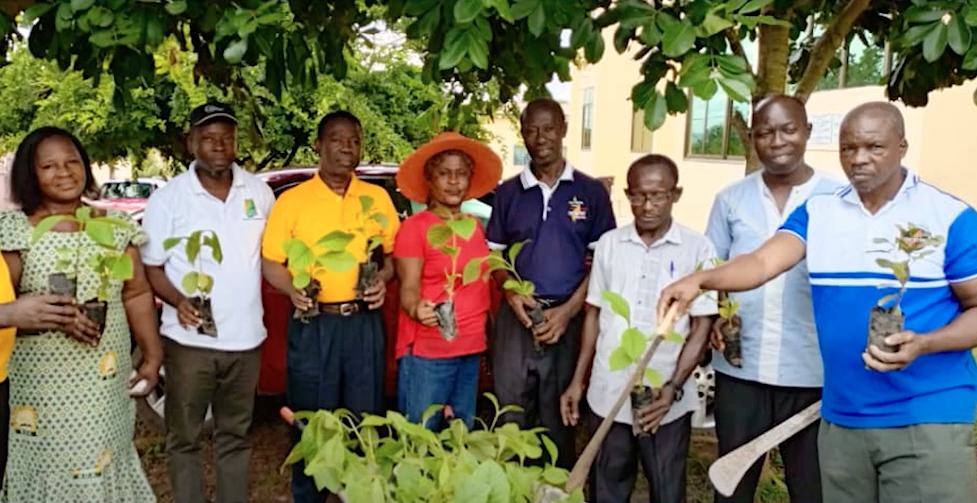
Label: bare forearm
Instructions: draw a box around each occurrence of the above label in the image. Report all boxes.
[699,253,771,292]
[145,266,186,308]
[379,254,395,283]
[0,304,15,328]
[125,290,163,366]
[669,315,711,386]
[565,273,590,316]
[262,259,297,296]
[569,305,600,386]
[400,286,422,319]
[920,307,977,354]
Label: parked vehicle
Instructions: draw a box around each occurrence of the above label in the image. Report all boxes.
[86,177,167,221]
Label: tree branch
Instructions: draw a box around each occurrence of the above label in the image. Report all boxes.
[794,0,871,102]
[725,28,756,83]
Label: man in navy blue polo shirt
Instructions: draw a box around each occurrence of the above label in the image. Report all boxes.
[659,101,977,503]
[486,98,616,469]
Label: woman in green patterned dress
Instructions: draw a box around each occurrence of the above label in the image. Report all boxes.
[0,127,163,502]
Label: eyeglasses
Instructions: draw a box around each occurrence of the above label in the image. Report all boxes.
[625,191,673,206]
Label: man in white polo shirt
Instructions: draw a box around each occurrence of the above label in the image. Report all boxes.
[660,102,977,503]
[141,102,274,503]
[560,155,717,502]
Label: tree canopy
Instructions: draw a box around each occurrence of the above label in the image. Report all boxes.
[2,0,977,172]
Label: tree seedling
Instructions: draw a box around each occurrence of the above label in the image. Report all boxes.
[602,290,685,436]
[868,223,944,353]
[695,257,742,367]
[281,393,584,503]
[163,230,223,336]
[483,240,546,352]
[283,231,357,322]
[425,209,483,341]
[349,195,390,299]
[31,207,136,338]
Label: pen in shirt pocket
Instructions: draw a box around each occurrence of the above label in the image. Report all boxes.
[669,260,675,278]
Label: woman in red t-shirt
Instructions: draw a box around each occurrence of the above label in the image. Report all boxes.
[393,132,502,430]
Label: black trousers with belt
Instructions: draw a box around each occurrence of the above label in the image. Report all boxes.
[490,301,581,470]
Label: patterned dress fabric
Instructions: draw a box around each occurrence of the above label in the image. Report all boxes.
[0,210,155,503]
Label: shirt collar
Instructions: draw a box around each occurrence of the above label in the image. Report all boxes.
[519,162,574,190]
[187,161,246,194]
[757,169,822,200]
[619,221,682,247]
[840,167,919,206]
[309,170,365,199]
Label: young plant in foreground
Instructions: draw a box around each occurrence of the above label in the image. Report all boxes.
[602,291,685,436]
[695,257,742,367]
[425,209,483,341]
[349,195,390,299]
[483,240,546,352]
[281,393,583,503]
[163,230,223,336]
[868,223,944,353]
[32,207,135,337]
[283,231,358,322]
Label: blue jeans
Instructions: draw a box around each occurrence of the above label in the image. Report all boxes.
[400,353,480,431]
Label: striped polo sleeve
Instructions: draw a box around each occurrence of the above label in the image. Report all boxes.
[945,206,977,283]
[778,200,809,243]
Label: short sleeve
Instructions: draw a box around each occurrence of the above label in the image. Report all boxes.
[587,183,617,250]
[113,210,147,248]
[0,211,30,252]
[485,188,507,250]
[261,195,293,263]
[376,191,401,254]
[139,193,172,266]
[690,238,720,317]
[945,206,977,283]
[705,194,731,260]
[778,201,809,243]
[393,215,425,259]
[585,233,611,307]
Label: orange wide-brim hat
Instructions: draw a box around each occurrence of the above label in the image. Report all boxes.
[396,132,503,204]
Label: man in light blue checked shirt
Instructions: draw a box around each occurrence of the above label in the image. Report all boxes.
[704,95,843,503]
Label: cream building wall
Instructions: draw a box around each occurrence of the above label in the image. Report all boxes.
[568,29,977,232]
[483,100,571,182]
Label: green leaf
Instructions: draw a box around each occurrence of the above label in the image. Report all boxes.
[527,2,545,37]
[224,37,249,64]
[900,23,938,48]
[718,77,752,103]
[291,271,311,289]
[472,460,510,503]
[507,241,525,263]
[698,12,733,37]
[510,0,537,20]
[737,0,773,14]
[89,31,116,48]
[639,20,662,46]
[584,30,605,62]
[316,231,355,252]
[664,81,688,114]
[643,91,668,131]
[462,258,483,285]
[664,331,684,343]
[541,436,558,467]
[502,278,523,292]
[204,233,223,263]
[186,230,202,264]
[163,237,182,251]
[643,368,663,388]
[454,478,491,503]
[876,258,896,269]
[359,195,374,215]
[31,215,72,243]
[439,30,468,69]
[608,346,631,370]
[966,7,977,27]
[24,3,55,22]
[923,22,948,62]
[446,217,476,240]
[284,239,314,272]
[542,466,568,485]
[318,250,358,272]
[197,273,214,294]
[905,6,946,24]
[182,272,199,294]
[662,20,696,57]
[454,0,484,23]
[70,0,95,12]
[371,212,389,229]
[87,6,114,27]
[110,254,133,280]
[621,327,646,361]
[85,220,115,249]
[165,0,188,15]
[427,223,453,247]
[693,78,718,100]
[947,15,972,55]
[601,290,630,324]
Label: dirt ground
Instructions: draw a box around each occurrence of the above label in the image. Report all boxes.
[135,395,788,503]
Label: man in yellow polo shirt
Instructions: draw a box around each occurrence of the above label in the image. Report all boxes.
[261,110,399,502]
[0,255,80,478]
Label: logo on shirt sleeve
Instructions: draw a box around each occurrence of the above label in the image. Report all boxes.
[568,196,588,222]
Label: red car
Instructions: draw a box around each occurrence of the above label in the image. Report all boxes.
[136,165,499,428]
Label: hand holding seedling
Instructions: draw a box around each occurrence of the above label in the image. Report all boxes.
[413,299,438,327]
[533,303,572,345]
[362,279,386,310]
[175,297,201,329]
[505,291,537,328]
[288,288,314,312]
[635,387,673,433]
[863,330,926,371]
[63,309,101,346]
[2,294,78,331]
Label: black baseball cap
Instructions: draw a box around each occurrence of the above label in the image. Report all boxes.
[189,102,237,128]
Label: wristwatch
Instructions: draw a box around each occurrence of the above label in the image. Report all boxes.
[663,380,683,402]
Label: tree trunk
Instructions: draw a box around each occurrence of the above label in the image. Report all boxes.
[744,21,791,174]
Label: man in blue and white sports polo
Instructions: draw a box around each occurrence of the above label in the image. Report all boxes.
[658,101,977,503]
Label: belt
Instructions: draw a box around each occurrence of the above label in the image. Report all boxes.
[535,297,570,309]
[319,301,368,316]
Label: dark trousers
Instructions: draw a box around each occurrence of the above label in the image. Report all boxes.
[287,310,385,503]
[491,302,581,470]
[714,373,822,503]
[0,378,8,480]
[164,338,261,503]
[587,410,692,503]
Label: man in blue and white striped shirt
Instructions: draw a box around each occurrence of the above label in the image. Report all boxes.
[704,95,842,503]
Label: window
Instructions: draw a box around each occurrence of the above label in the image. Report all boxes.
[630,109,654,153]
[816,35,891,91]
[581,87,594,149]
[513,145,529,166]
[686,89,749,159]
